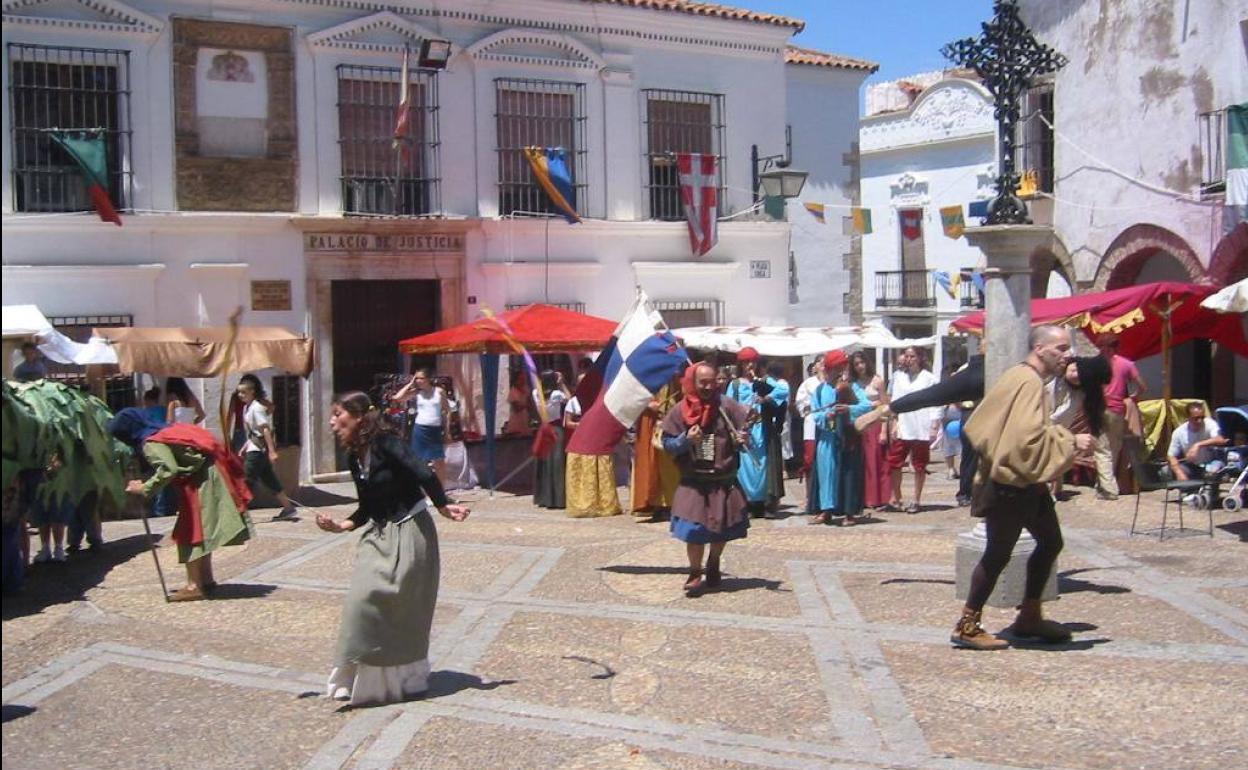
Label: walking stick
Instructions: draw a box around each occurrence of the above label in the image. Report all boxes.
[137,502,170,602]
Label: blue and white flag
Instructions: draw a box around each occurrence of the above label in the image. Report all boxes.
[566,294,688,455]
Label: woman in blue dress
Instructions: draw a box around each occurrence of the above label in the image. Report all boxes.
[808,350,873,526]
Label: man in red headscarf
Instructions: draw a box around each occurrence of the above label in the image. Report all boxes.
[660,362,751,597]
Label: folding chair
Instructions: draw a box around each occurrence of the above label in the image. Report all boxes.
[1125,435,1210,539]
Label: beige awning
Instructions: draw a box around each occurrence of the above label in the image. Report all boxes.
[92,326,314,377]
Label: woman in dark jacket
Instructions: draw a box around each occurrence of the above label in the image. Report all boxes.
[317,391,470,706]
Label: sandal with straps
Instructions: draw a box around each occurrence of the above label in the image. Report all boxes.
[683,570,706,598]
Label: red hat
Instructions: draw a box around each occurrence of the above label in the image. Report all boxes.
[737,346,760,363]
[823,349,848,370]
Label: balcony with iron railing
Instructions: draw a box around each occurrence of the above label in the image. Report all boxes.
[1199,107,1228,198]
[960,272,985,309]
[874,270,936,308]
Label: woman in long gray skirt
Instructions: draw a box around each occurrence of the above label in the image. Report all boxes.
[318,391,470,706]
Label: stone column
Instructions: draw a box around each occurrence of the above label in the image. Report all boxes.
[962,225,1051,387]
[955,224,1058,608]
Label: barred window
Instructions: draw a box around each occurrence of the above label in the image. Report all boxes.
[45,314,136,412]
[7,43,132,214]
[642,89,725,221]
[495,78,586,218]
[270,374,302,447]
[337,64,441,216]
[1199,107,1228,196]
[652,300,725,329]
[1016,84,1054,194]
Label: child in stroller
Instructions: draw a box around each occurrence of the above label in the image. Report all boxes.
[1206,406,1248,512]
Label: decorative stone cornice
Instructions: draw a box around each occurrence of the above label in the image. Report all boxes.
[860,78,994,154]
[307,10,443,53]
[1,0,163,34]
[269,0,783,57]
[889,172,930,207]
[466,28,605,70]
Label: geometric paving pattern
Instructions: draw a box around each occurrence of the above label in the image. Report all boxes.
[3,478,1246,770]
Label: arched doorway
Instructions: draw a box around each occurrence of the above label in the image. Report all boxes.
[1096,225,1209,400]
[1095,223,1207,290]
[1030,242,1075,299]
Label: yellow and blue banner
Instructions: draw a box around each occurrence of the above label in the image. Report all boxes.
[523,146,581,224]
[803,201,826,223]
[939,204,965,239]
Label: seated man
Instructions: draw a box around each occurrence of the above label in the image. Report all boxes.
[1167,402,1227,481]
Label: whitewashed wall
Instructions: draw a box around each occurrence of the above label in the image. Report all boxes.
[785,63,872,327]
[1019,0,1248,282]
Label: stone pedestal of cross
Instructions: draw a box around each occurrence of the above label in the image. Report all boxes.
[944,0,1067,609]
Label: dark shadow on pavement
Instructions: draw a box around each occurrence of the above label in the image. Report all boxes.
[209,583,279,601]
[288,486,357,508]
[1217,519,1247,542]
[2,534,155,621]
[335,671,517,711]
[426,671,517,698]
[1057,568,1132,595]
[2,705,36,723]
[1001,636,1113,652]
[712,576,788,594]
[598,565,691,576]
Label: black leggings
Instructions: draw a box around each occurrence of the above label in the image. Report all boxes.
[966,484,1063,611]
[958,433,978,499]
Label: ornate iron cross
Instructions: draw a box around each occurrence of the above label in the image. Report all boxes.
[942,0,1067,225]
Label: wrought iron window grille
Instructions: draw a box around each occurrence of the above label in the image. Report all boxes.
[44,314,136,411]
[641,89,725,221]
[337,64,441,217]
[7,43,132,214]
[1016,84,1055,195]
[495,78,586,218]
[652,299,725,328]
[1199,107,1228,197]
[874,271,936,309]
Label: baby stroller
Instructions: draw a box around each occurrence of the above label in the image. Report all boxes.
[1206,406,1248,512]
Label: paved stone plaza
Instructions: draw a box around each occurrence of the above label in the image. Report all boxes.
[3,474,1246,770]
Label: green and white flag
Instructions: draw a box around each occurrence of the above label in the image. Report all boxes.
[1227,103,1248,225]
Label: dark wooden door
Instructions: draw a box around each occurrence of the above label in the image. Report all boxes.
[331,279,439,397]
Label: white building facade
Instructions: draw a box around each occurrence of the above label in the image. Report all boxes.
[857,74,1059,377]
[1017,0,1248,402]
[2,0,869,478]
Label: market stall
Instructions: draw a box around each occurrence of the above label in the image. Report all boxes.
[398,304,617,491]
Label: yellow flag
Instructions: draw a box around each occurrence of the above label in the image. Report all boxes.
[939,205,965,239]
[1018,169,1038,198]
[851,207,872,235]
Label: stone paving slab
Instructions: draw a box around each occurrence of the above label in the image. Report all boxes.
[3,474,1245,770]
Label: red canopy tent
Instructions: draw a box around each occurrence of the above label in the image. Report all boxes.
[397,304,618,492]
[950,281,1248,361]
[398,304,616,354]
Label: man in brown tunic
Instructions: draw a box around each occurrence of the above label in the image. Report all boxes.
[954,325,1094,650]
[662,362,751,597]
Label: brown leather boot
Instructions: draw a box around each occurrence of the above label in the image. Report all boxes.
[950,608,1008,650]
[1008,599,1072,643]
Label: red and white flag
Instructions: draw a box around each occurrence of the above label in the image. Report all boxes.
[392,44,412,151]
[677,153,718,257]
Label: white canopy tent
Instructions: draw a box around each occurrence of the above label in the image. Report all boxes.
[671,323,938,358]
[1,304,118,365]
